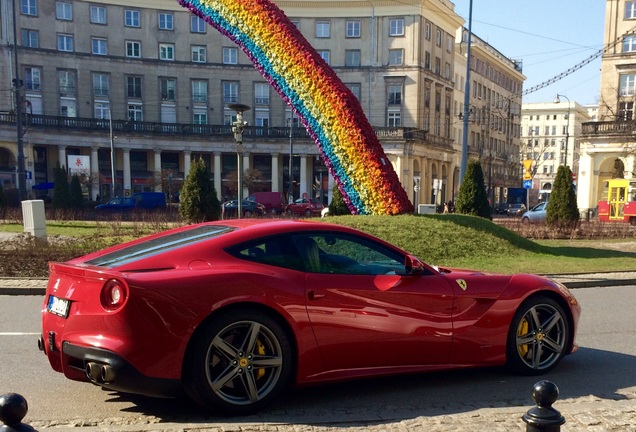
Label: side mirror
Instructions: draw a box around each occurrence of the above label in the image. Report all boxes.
[404,254,425,275]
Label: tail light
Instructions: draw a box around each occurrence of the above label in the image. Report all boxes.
[100,279,128,311]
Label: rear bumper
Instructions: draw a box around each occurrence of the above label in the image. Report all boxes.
[40,335,181,398]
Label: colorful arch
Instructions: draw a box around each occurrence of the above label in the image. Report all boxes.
[177,0,413,215]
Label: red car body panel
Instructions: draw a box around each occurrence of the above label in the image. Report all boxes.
[40,219,580,397]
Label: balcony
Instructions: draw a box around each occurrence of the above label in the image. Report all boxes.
[0,113,434,145]
[581,120,636,136]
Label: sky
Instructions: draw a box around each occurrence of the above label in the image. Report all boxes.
[453,0,606,106]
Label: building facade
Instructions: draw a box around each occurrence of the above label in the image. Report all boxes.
[578,0,636,212]
[0,0,522,209]
[521,101,591,202]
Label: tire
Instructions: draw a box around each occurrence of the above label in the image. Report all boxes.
[506,296,570,375]
[304,209,312,217]
[183,310,294,415]
[521,217,530,224]
[286,209,293,216]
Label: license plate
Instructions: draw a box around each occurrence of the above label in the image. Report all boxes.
[47,295,70,318]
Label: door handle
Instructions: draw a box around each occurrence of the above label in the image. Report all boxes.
[308,290,325,300]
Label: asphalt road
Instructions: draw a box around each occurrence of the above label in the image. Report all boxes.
[2,285,636,431]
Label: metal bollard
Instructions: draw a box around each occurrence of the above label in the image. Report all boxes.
[522,380,565,432]
[0,393,37,431]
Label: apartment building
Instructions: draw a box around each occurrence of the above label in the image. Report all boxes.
[521,101,591,201]
[0,0,521,209]
[578,0,636,212]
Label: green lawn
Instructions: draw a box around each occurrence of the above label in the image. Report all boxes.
[1,214,635,275]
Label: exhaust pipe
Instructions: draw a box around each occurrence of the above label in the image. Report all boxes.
[100,365,116,383]
[86,362,101,381]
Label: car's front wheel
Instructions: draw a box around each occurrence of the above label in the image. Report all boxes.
[184,309,294,415]
[506,296,570,375]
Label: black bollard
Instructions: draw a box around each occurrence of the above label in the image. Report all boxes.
[522,381,565,432]
[0,393,37,432]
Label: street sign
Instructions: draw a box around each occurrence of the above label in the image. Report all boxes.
[523,179,532,189]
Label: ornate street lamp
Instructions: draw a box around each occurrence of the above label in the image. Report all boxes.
[229,103,250,218]
[553,94,570,167]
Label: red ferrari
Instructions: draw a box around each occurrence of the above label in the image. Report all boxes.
[39,219,580,415]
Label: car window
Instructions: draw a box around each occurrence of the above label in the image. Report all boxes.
[229,232,407,275]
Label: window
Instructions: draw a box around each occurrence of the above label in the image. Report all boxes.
[193,110,207,125]
[95,102,110,119]
[446,35,453,52]
[24,67,41,90]
[444,62,451,79]
[58,70,76,96]
[389,18,404,36]
[620,101,634,120]
[55,1,71,20]
[91,38,107,55]
[57,34,74,52]
[626,1,636,19]
[192,80,208,103]
[346,20,360,38]
[191,45,206,63]
[425,22,431,40]
[424,51,431,69]
[434,57,441,75]
[228,232,406,275]
[158,12,173,30]
[93,73,109,97]
[191,16,206,33]
[254,83,269,105]
[223,81,238,103]
[345,50,361,67]
[388,111,401,127]
[624,36,636,52]
[388,49,403,66]
[316,21,330,38]
[21,0,37,16]
[223,47,238,64]
[125,10,140,27]
[90,6,106,24]
[160,78,176,101]
[127,76,142,98]
[388,85,402,105]
[126,41,141,58]
[620,73,636,96]
[346,83,361,100]
[436,29,441,47]
[21,29,38,48]
[159,43,174,61]
[317,50,330,65]
[128,103,143,121]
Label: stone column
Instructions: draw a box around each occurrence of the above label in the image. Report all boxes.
[271,153,280,192]
[90,146,99,200]
[214,152,222,201]
[123,149,131,195]
[153,149,162,192]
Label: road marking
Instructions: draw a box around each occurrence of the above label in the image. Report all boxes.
[0,332,40,336]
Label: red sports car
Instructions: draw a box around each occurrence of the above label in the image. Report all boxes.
[39,220,580,415]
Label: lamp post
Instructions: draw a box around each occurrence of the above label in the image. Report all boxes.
[11,0,26,200]
[229,103,250,218]
[288,115,294,204]
[108,109,116,198]
[459,0,474,184]
[554,94,570,167]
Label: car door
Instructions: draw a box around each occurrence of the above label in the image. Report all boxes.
[292,232,455,372]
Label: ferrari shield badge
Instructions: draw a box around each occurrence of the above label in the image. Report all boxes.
[456,279,468,291]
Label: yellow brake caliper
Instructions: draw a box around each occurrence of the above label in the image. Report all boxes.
[518,318,529,357]
[255,339,266,380]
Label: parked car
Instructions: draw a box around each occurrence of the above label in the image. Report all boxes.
[507,203,527,217]
[246,192,287,215]
[522,202,548,223]
[94,197,136,211]
[95,192,166,211]
[494,202,510,215]
[286,198,324,216]
[221,200,266,218]
[40,219,580,415]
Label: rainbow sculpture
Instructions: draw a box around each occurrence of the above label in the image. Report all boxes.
[177,0,413,215]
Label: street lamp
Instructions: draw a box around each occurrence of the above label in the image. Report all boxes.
[11,0,26,200]
[229,103,250,218]
[288,114,295,204]
[553,94,570,167]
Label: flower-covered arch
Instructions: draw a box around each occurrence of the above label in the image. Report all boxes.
[177,0,413,215]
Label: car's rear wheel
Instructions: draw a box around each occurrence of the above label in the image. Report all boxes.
[286,209,293,216]
[304,209,312,217]
[522,217,530,223]
[506,296,570,375]
[184,310,294,415]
